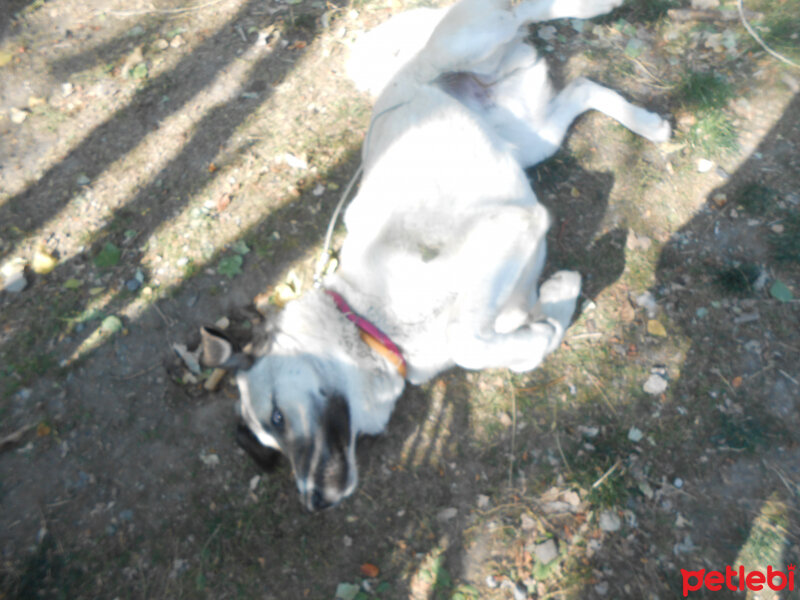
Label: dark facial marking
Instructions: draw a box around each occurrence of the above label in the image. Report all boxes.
[235,420,282,472]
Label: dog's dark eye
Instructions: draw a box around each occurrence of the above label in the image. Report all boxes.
[270,407,284,431]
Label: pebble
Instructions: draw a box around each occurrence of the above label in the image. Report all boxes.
[10,107,28,124]
[538,25,557,40]
[595,581,609,596]
[1,259,28,293]
[643,373,668,395]
[436,507,458,522]
[627,427,644,442]
[532,538,558,564]
[697,158,714,173]
[599,510,621,532]
[125,278,141,292]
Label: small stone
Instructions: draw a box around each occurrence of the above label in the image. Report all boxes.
[119,509,134,522]
[599,510,621,532]
[533,538,558,564]
[10,107,28,124]
[520,513,536,530]
[170,35,184,48]
[343,535,353,547]
[485,575,499,589]
[595,581,609,596]
[125,279,141,292]
[627,427,644,442]
[643,373,668,395]
[538,25,557,40]
[61,82,74,97]
[697,158,714,173]
[646,319,667,337]
[1,259,28,293]
[673,477,684,488]
[436,507,458,522]
[76,174,90,186]
[153,39,169,51]
[476,494,490,509]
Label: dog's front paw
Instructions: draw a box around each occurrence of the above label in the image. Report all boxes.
[646,116,672,144]
[538,270,581,327]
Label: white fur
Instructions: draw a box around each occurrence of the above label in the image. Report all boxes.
[237,0,671,509]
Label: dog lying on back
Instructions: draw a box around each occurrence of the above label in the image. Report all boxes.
[202,0,670,510]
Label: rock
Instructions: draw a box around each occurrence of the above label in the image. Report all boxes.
[437,507,458,522]
[599,510,621,532]
[643,373,668,395]
[538,25,557,40]
[532,538,558,564]
[628,427,644,442]
[1,259,28,293]
[520,513,536,530]
[10,107,28,124]
[697,158,714,173]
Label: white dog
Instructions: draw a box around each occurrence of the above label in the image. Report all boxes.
[202,0,670,510]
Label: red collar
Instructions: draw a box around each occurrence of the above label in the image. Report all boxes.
[324,289,407,378]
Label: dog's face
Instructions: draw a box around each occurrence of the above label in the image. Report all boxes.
[201,328,358,511]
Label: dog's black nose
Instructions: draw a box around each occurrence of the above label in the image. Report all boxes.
[311,489,332,511]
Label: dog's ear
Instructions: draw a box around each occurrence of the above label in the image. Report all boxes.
[236,420,282,472]
[200,327,254,370]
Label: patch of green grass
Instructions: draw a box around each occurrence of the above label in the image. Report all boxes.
[686,110,738,157]
[677,71,733,112]
[676,71,739,157]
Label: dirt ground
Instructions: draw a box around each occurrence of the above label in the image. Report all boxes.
[1,0,799,598]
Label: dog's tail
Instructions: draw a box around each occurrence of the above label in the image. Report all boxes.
[346,7,447,98]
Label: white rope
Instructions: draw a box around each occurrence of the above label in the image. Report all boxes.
[737,0,800,69]
[313,100,409,286]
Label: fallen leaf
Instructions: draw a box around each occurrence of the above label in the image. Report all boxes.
[0,50,13,67]
[208,163,217,173]
[769,280,794,302]
[334,582,360,600]
[647,319,667,337]
[32,247,58,274]
[36,423,52,437]
[732,376,743,388]
[360,563,380,578]
[63,278,82,289]
[288,40,307,49]
[94,242,121,269]
[101,315,123,333]
[217,254,243,278]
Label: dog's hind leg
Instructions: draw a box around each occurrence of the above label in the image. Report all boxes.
[504,76,670,167]
[544,77,671,145]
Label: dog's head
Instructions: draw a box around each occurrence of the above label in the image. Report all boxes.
[201,326,358,511]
